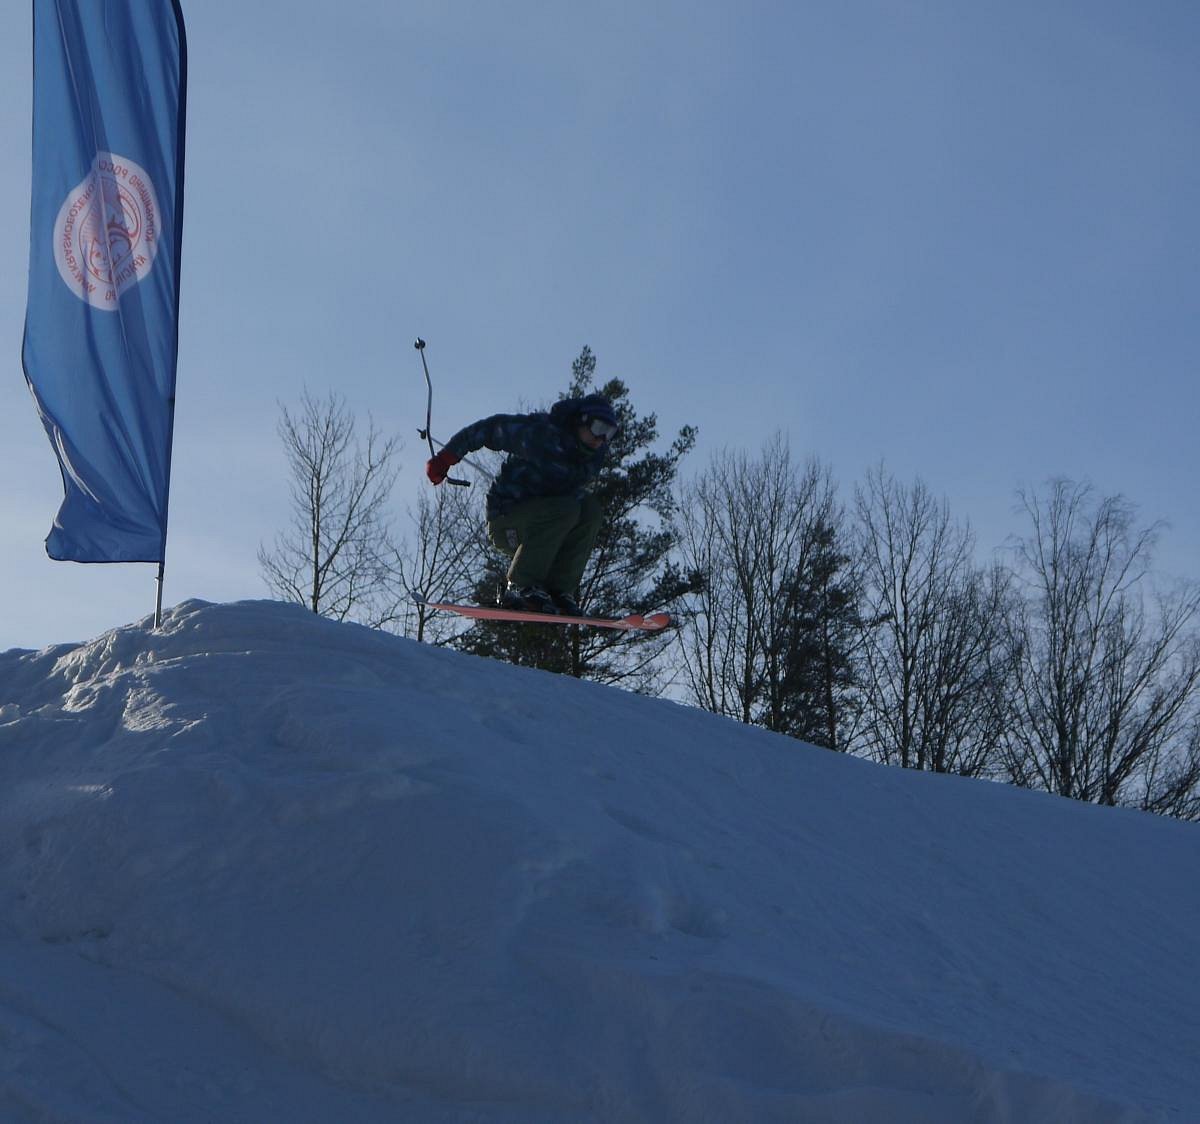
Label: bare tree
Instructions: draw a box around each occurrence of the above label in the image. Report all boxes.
[1000,480,1200,810]
[382,484,487,643]
[853,465,1004,775]
[259,389,400,622]
[1139,717,1200,821]
[912,562,1013,776]
[675,452,758,722]
[676,435,859,744]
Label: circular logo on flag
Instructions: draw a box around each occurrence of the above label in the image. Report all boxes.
[53,153,162,311]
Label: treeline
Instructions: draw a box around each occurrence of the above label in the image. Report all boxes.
[260,351,1200,821]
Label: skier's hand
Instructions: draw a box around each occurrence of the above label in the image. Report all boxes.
[426,449,461,485]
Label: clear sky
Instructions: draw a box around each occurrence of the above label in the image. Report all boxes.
[3,0,1198,651]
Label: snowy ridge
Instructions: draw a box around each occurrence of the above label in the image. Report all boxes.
[0,599,1196,1122]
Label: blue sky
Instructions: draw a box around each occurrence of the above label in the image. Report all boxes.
[3,0,1198,650]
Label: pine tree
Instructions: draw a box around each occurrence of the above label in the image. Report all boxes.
[453,347,698,689]
[768,518,861,749]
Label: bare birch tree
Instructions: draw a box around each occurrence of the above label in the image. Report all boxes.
[259,389,400,623]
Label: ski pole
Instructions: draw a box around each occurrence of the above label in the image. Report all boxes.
[414,338,469,487]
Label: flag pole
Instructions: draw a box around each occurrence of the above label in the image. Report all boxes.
[154,1,188,633]
[155,561,166,628]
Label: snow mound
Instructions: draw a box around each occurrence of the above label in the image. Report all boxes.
[1,599,1196,1122]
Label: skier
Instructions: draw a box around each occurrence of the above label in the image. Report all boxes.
[425,394,620,615]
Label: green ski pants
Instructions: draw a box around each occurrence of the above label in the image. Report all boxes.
[487,494,604,594]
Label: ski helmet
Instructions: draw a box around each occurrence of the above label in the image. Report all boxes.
[574,394,619,434]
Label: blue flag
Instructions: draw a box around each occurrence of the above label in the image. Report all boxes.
[22,0,187,563]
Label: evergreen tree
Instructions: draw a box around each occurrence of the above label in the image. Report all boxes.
[768,517,862,749]
[453,347,699,690]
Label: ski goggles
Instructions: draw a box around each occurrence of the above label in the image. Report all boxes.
[587,417,619,440]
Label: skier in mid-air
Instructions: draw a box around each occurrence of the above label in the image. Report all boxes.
[425,394,620,616]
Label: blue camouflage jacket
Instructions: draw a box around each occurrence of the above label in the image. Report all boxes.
[444,398,609,519]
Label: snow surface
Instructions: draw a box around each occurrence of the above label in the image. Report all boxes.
[1,599,1197,1123]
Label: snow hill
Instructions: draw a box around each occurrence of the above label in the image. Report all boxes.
[1,600,1197,1123]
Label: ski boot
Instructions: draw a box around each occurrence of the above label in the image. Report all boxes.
[501,584,558,614]
[549,591,584,617]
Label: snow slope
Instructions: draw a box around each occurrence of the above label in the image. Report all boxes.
[1,599,1196,1123]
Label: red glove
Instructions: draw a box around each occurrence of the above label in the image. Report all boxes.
[425,448,462,485]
